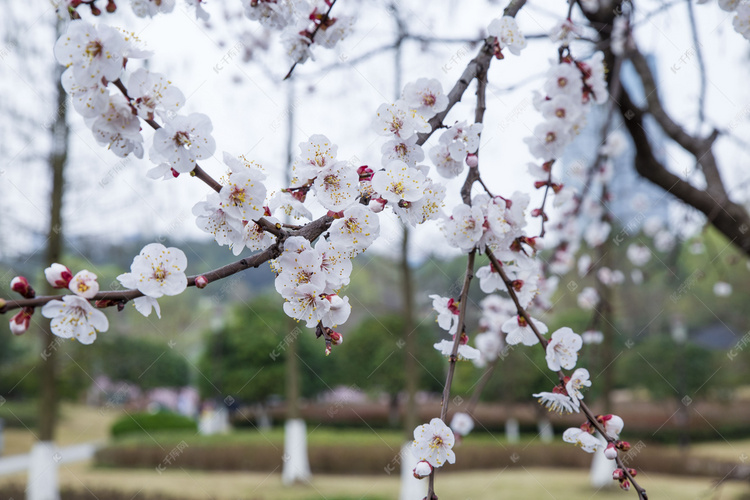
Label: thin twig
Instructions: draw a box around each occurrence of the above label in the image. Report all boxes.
[283,0,338,80]
[0,215,333,314]
[427,250,476,499]
[486,249,648,499]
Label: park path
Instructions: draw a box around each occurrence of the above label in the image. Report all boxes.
[0,442,100,476]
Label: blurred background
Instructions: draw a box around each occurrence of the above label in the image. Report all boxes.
[2,0,750,498]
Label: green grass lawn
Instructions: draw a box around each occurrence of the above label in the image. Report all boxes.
[108,425,543,450]
[0,464,747,499]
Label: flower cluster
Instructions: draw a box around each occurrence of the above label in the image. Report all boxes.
[7,265,109,343]
[55,19,217,176]
[240,0,354,64]
[193,153,273,256]
[273,235,354,335]
[370,79,447,226]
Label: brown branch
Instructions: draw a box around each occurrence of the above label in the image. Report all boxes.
[416,0,527,148]
[427,249,476,499]
[618,87,750,254]
[486,250,648,499]
[627,48,725,200]
[0,215,333,314]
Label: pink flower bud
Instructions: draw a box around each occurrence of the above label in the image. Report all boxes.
[368,198,387,213]
[329,331,343,346]
[616,440,631,451]
[11,276,34,298]
[357,165,374,181]
[9,307,33,336]
[465,154,478,168]
[604,442,618,460]
[195,275,209,289]
[627,468,637,477]
[44,263,73,289]
[612,468,625,480]
[619,479,631,491]
[95,299,119,308]
[413,460,433,479]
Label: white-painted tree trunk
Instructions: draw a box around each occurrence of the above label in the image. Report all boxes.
[538,418,554,443]
[399,441,427,500]
[26,441,60,500]
[282,418,311,485]
[505,417,520,443]
[590,433,616,489]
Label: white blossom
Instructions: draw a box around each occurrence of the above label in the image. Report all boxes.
[328,204,380,254]
[450,412,474,437]
[429,142,464,179]
[434,339,480,361]
[316,238,353,290]
[429,294,460,334]
[487,16,527,55]
[443,204,484,252]
[476,264,504,293]
[374,100,430,140]
[313,161,359,212]
[282,283,331,327]
[502,315,547,346]
[566,368,592,408]
[544,62,583,100]
[598,414,625,439]
[54,21,128,85]
[371,161,426,204]
[525,119,571,161]
[117,243,188,298]
[402,78,448,118]
[89,94,144,158]
[577,287,599,310]
[533,391,578,414]
[269,191,312,221]
[128,68,185,120]
[393,177,445,226]
[293,134,338,182]
[381,135,425,167]
[439,121,482,162]
[131,0,177,17]
[61,68,108,118]
[545,327,583,371]
[220,153,268,222]
[563,428,604,452]
[320,294,351,327]
[193,192,244,248]
[411,418,456,468]
[69,270,99,299]
[316,16,354,48]
[714,281,733,297]
[41,295,109,345]
[151,113,216,173]
[734,3,750,40]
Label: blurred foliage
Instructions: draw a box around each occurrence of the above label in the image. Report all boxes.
[110,411,197,438]
[90,335,190,389]
[340,313,444,395]
[197,294,334,403]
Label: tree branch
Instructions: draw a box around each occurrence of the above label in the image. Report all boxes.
[0,215,333,314]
